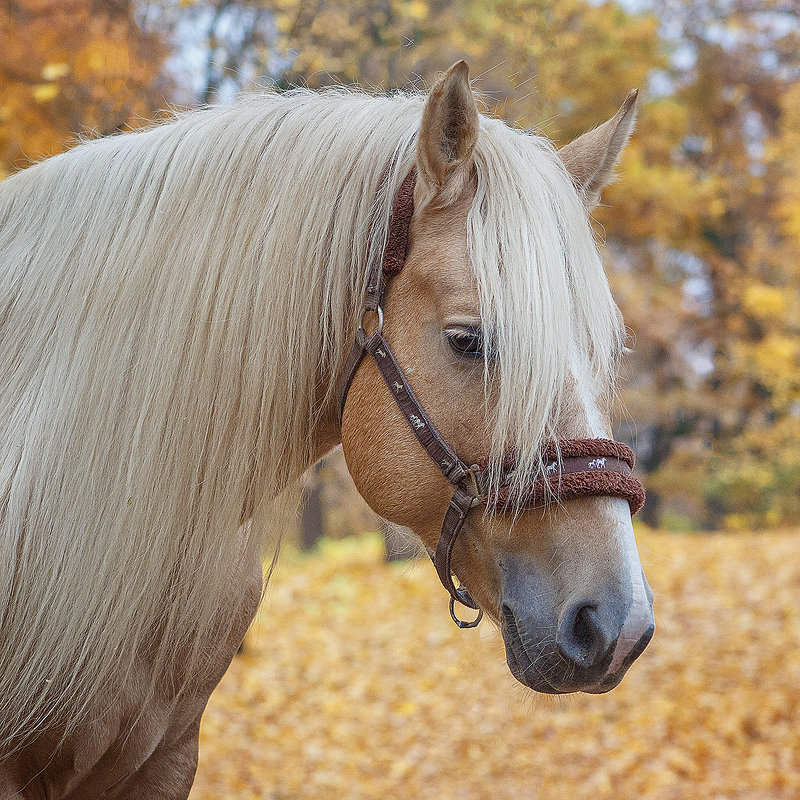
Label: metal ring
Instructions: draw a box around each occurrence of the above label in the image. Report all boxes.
[359,305,383,336]
[449,595,483,629]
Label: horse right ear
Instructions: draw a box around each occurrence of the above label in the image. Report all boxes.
[558,89,639,210]
[416,61,479,202]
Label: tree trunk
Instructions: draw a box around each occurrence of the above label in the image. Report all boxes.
[300,462,325,551]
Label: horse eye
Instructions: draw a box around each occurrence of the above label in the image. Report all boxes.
[446,326,484,360]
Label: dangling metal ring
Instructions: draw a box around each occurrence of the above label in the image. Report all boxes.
[449,595,483,629]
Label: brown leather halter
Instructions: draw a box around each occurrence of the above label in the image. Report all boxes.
[338,167,645,628]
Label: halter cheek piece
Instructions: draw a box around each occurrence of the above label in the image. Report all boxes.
[338,168,645,628]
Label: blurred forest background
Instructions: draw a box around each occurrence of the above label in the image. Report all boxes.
[2,0,799,533]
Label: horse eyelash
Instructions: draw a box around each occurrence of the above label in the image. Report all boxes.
[445,326,486,360]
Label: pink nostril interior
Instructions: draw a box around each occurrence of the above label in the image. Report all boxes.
[608,593,655,674]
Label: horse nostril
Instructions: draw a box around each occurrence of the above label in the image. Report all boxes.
[557,602,613,670]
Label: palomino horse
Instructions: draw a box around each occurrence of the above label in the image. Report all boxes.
[0,61,653,797]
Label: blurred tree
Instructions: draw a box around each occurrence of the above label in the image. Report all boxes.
[0,0,169,177]
[148,0,662,120]
[6,0,800,528]
[616,0,800,528]
[300,461,325,550]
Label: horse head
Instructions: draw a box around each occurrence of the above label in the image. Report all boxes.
[341,61,653,694]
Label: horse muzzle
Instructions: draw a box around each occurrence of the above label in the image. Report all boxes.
[499,556,655,694]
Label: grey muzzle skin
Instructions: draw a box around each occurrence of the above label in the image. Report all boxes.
[498,554,655,694]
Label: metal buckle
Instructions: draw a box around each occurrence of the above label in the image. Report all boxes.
[450,595,483,629]
[465,464,482,507]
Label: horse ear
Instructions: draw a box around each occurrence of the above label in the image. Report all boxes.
[558,89,638,210]
[416,60,479,199]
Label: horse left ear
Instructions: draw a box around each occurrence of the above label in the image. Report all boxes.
[417,60,480,201]
[558,89,638,209]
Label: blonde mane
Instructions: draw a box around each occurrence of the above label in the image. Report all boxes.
[0,88,621,747]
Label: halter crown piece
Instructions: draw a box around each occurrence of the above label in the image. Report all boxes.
[338,167,645,628]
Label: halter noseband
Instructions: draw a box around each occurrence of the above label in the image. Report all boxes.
[338,168,645,628]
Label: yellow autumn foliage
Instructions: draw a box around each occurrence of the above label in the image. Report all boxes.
[0,0,166,170]
[31,84,59,103]
[190,530,800,799]
[742,284,786,320]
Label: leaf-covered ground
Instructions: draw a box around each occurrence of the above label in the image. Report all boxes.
[189,531,800,800]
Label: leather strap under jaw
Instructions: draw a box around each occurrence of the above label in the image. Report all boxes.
[339,321,485,622]
[336,168,485,625]
[337,166,645,630]
[436,485,483,628]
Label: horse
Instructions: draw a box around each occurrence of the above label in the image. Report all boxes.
[0,60,654,797]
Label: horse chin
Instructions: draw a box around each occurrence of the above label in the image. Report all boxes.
[500,607,653,695]
[503,634,613,695]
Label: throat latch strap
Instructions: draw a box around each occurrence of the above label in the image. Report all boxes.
[338,323,485,628]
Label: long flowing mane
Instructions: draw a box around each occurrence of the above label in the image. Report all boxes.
[0,88,621,747]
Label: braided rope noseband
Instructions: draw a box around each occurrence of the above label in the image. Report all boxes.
[338,168,645,628]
